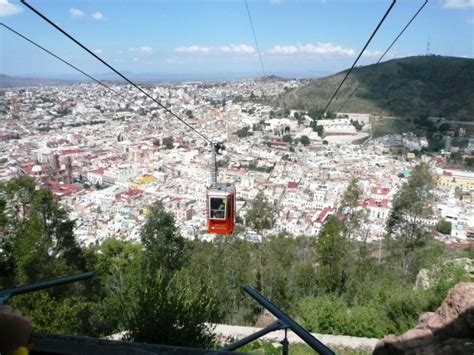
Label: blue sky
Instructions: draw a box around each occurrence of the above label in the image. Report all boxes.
[1,0,473,78]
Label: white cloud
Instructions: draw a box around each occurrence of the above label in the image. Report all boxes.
[441,0,474,9]
[268,42,355,56]
[91,11,104,20]
[362,50,383,57]
[176,45,211,53]
[268,45,298,54]
[129,46,153,53]
[467,15,474,24]
[0,0,22,17]
[69,8,85,18]
[269,0,282,4]
[93,49,102,54]
[175,44,255,54]
[219,44,255,54]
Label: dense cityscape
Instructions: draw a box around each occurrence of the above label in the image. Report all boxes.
[1,0,473,352]
[1,79,473,247]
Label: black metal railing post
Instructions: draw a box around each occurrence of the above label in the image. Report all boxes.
[220,285,334,354]
[0,272,95,305]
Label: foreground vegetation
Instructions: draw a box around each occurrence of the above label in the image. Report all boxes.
[0,166,471,349]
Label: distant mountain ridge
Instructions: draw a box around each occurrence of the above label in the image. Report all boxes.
[0,72,304,88]
[278,56,474,121]
[0,74,79,88]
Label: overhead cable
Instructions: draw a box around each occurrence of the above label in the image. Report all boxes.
[20,0,213,144]
[319,0,397,118]
[244,0,266,77]
[0,23,120,95]
[337,0,428,113]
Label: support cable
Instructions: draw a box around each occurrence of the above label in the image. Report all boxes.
[0,23,119,95]
[20,0,213,144]
[244,0,266,77]
[319,0,397,118]
[336,0,428,113]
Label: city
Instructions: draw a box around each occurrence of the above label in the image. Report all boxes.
[1,0,473,353]
[1,80,472,248]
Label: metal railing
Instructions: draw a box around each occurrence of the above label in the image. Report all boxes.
[220,285,334,355]
[0,272,95,305]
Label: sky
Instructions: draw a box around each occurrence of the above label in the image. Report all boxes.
[0,0,473,79]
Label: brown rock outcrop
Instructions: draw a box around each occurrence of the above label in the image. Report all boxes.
[373,282,474,355]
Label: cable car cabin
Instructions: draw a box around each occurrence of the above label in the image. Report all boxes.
[207,183,236,234]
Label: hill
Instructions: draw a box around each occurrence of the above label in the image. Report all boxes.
[277,56,474,121]
[0,74,79,88]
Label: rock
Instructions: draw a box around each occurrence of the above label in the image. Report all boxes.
[415,269,430,289]
[373,282,474,355]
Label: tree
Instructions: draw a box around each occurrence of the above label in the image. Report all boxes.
[438,122,449,134]
[466,157,474,168]
[436,219,452,235]
[116,201,217,347]
[385,163,436,280]
[338,178,366,244]
[449,151,463,163]
[315,216,350,295]
[140,201,187,273]
[427,137,443,152]
[282,134,292,143]
[313,124,324,137]
[245,191,276,236]
[119,264,217,348]
[0,176,85,285]
[0,176,91,336]
[351,120,364,131]
[300,135,310,146]
[235,126,252,138]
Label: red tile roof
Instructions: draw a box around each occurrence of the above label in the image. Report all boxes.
[316,207,333,224]
[288,181,298,189]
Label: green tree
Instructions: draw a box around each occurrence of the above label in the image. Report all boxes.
[119,264,217,348]
[312,124,324,137]
[235,126,252,138]
[438,122,449,134]
[427,137,443,152]
[282,134,292,143]
[315,216,350,295]
[436,219,452,235]
[300,135,310,146]
[466,157,474,168]
[449,151,463,163]
[0,176,91,336]
[140,201,187,273]
[385,163,436,280]
[338,178,368,250]
[245,191,276,235]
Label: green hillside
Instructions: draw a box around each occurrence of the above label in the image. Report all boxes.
[278,56,474,120]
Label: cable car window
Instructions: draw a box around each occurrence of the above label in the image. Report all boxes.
[210,197,226,220]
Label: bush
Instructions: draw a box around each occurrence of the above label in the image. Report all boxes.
[296,296,350,335]
[436,219,452,235]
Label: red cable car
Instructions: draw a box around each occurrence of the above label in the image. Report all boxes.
[207,183,236,234]
[207,142,236,234]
